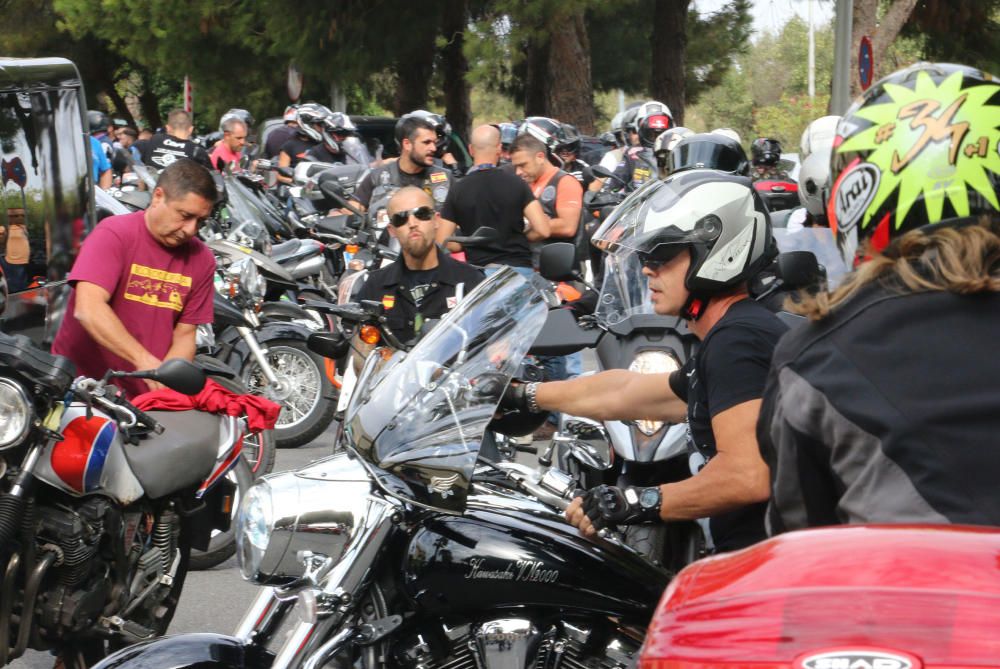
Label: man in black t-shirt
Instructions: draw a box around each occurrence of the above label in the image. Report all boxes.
[355,187,483,348]
[502,172,783,553]
[139,109,212,170]
[351,116,452,211]
[436,125,550,269]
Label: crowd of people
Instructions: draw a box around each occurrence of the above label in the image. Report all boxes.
[68,59,999,559]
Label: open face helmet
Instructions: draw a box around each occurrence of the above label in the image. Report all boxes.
[595,170,776,319]
[557,123,582,156]
[827,62,1000,265]
[654,127,694,169]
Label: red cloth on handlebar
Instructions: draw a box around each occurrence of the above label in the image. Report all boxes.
[133,378,281,433]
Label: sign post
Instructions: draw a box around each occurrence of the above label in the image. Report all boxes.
[183,75,193,115]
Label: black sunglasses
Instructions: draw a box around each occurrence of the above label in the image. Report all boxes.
[389,206,435,227]
[637,244,687,272]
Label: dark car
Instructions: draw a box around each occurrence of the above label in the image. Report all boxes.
[258,115,470,169]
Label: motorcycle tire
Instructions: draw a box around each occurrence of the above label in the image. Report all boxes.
[189,456,253,570]
[240,338,337,449]
[196,355,277,476]
[623,520,704,575]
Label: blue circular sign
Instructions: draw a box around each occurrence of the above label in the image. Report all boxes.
[859,36,874,90]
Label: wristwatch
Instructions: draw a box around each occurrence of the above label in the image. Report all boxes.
[638,486,662,519]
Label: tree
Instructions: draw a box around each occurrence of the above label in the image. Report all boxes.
[903,0,1000,75]
[850,0,918,98]
[651,0,691,125]
[440,0,473,139]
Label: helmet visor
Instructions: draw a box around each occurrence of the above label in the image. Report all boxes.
[668,141,745,174]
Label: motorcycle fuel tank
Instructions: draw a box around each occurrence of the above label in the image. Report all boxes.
[402,498,668,622]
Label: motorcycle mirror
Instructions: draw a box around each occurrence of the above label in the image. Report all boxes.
[307,331,349,360]
[538,243,579,282]
[776,251,825,289]
[149,359,206,395]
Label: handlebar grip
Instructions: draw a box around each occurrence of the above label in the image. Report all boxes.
[128,403,165,435]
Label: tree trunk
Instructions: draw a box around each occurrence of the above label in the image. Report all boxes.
[544,9,594,134]
[850,0,918,98]
[523,33,551,119]
[393,29,437,115]
[101,81,135,127]
[651,0,691,126]
[137,74,162,131]
[440,0,472,140]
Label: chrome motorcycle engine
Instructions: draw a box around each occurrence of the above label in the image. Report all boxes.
[394,618,641,669]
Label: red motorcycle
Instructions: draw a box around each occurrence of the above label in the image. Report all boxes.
[638,524,1000,668]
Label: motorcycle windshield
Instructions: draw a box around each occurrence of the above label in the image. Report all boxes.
[590,180,668,325]
[224,175,289,238]
[774,225,850,289]
[344,267,548,513]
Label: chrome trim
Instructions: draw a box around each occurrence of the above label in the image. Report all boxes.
[473,619,542,669]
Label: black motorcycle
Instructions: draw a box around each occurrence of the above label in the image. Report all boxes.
[94,268,668,669]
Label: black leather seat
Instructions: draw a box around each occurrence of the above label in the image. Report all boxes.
[270,239,307,263]
[122,411,222,499]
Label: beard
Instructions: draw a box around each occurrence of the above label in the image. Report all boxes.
[401,231,435,259]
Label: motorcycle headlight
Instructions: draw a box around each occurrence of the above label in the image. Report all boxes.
[237,481,274,580]
[0,379,32,449]
[236,453,382,586]
[226,258,266,303]
[628,350,680,436]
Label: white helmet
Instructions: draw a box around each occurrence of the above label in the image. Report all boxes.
[799,115,840,159]
[797,148,834,216]
[653,126,693,168]
[711,127,742,145]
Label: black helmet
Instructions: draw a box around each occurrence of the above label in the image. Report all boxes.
[295,103,329,142]
[395,110,451,153]
[829,62,1000,265]
[665,133,750,177]
[612,171,776,319]
[220,108,255,132]
[518,116,562,153]
[750,137,782,166]
[87,110,109,134]
[556,123,582,155]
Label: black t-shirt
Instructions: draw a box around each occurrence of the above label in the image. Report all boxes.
[670,299,787,551]
[280,136,319,167]
[265,125,297,159]
[139,133,212,169]
[439,167,536,268]
[399,267,438,309]
[306,145,345,165]
[353,162,452,210]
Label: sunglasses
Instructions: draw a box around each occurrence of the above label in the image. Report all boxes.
[389,205,435,227]
[637,245,687,272]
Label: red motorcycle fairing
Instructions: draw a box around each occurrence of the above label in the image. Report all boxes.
[639,524,1000,668]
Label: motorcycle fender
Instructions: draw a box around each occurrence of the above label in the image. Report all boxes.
[259,300,314,323]
[652,423,690,462]
[92,633,271,669]
[606,420,637,461]
[222,321,313,370]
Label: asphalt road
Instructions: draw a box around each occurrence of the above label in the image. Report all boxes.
[11,436,336,669]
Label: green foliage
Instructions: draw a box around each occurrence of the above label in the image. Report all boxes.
[752,92,831,149]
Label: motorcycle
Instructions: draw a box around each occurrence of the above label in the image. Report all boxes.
[0,333,252,668]
[638,524,1000,668]
[201,246,337,450]
[94,267,670,669]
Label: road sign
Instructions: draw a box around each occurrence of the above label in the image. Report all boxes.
[859,36,874,91]
[287,64,303,103]
[183,75,193,114]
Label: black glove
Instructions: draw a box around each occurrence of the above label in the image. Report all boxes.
[499,381,530,413]
[581,485,662,530]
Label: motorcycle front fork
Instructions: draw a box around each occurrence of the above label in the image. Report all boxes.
[236,325,283,390]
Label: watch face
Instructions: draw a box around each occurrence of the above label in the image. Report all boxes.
[639,487,660,509]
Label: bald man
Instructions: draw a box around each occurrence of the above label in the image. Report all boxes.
[437,124,549,275]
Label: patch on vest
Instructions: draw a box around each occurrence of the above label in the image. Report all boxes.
[382,295,396,309]
[430,171,448,183]
[542,185,557,201]
[433,185,448,203]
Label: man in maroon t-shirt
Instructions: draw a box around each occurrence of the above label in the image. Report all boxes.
[53,159,217,398]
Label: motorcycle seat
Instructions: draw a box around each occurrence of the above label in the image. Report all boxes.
[122,410,222,499]
[270,239,310,263]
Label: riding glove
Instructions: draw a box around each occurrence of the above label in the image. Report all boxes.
[582,485,662,529]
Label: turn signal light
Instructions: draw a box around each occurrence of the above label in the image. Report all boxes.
[346,244,360,254]
[359,325,381,345]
